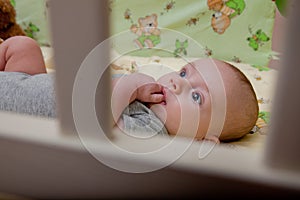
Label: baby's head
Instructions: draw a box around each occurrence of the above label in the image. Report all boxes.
[211,59,259,142]
[151,58,258,143]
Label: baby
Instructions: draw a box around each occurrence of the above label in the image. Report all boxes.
[0,36,258,143]
[112,58,259,143]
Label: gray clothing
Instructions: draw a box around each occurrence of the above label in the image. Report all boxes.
[0,72,56,118]
[0,72,168,137]
[122,101,169,138]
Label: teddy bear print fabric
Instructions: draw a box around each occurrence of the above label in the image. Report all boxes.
[109,0,277,68]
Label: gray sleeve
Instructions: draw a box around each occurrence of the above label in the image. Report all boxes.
[0,72,56,118]
[122,101,169,138]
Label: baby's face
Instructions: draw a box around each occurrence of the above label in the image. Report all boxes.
[151,60,214,139]
[151,59,229,140]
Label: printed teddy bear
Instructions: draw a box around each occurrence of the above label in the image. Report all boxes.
[207,0,246,34]
[208,0,245,16]
[211,12,231,34]
[0,0,25,44]
[207,0,225,12]
[130,13,161,48]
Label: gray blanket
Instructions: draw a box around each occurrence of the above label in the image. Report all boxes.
[0,72,56,118]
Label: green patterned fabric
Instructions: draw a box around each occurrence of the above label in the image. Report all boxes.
[110,0,277,67]
[14,0,50,46]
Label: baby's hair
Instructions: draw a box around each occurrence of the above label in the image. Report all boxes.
[219,62,259,142]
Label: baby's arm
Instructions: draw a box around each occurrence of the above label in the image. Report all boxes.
[111,73,164,126]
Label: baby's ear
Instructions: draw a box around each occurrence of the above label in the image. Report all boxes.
[204,135,220,144]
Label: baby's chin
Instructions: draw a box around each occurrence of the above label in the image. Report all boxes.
[149,104,167,125]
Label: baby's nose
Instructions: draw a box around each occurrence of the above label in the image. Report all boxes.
[170,78,182,94]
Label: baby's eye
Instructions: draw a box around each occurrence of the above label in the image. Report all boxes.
[179,69,186,78]
[192,92,202,104]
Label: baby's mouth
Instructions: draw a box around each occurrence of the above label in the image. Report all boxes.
[161,87,167,105]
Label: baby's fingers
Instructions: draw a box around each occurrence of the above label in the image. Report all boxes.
[149,93,164,103]
[147,83,163,93]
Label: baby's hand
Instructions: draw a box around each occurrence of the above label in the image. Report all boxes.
[111,72,164,125]
[136,83,164,103]
[133,73,164,103]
